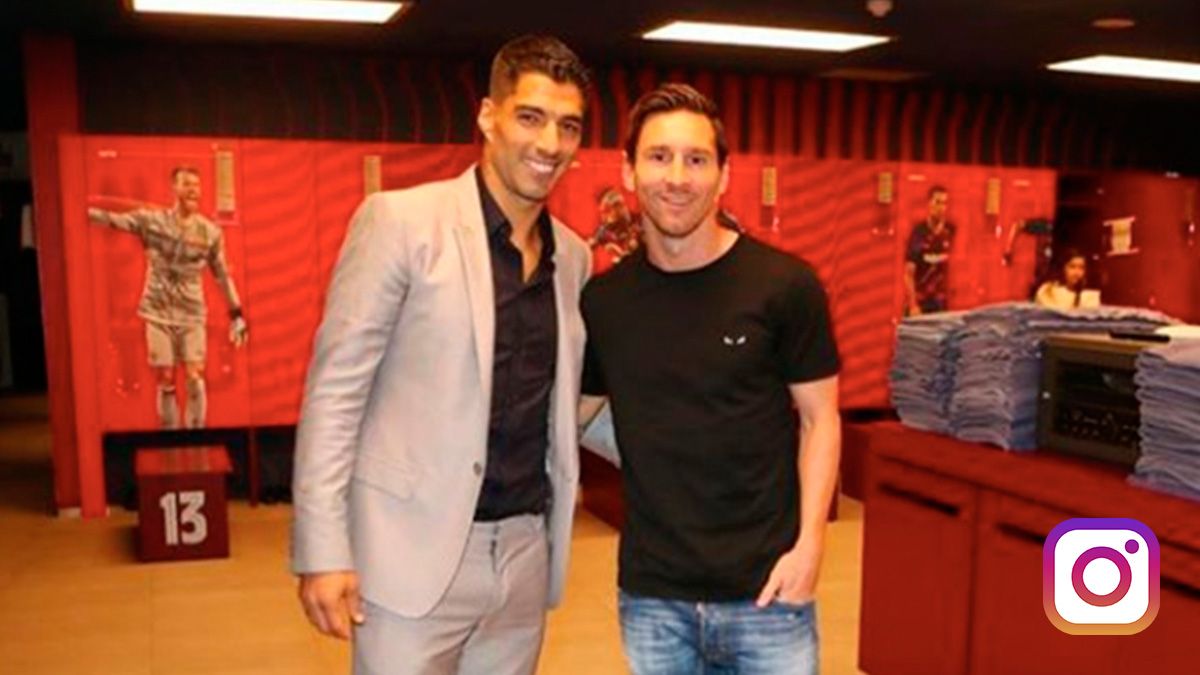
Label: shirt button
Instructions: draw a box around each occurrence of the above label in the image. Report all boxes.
[473,462,483,476]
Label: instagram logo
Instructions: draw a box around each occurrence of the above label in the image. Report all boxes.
[1043,518,1159,635]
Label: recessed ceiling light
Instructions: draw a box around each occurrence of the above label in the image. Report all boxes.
[1092,17,1136,30]
[643,21,890,53]
[131,0,405,24]
[1047,55,1200,84]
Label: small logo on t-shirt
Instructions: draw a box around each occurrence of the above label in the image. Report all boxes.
[722,335,748,347]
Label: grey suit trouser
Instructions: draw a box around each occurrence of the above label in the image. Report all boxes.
[353,514,549,675]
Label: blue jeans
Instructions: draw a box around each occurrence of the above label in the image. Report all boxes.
[618,590,819,675]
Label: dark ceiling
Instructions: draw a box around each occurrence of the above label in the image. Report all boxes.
[3,0,1200,130]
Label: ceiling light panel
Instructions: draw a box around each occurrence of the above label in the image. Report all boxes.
[132,0,405,24]
[1047,55,1200,84]
[644,21,890,53]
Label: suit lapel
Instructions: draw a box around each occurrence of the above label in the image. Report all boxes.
[452,166,495,397]
[547,220,578,476]
[550,224,571,384]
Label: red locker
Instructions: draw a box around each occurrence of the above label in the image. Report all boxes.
[313,141,386,297]
[773,159,906,409]
[239,139,320,427]
[988,168,1056,303]
[163,136,252,430]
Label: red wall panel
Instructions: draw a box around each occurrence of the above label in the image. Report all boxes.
[240,140,318,426]
[57,135,102,516]
[721,155,769,241]
[545,149,626,254]
[787,159,902,408]
[1088,173,1200,323]
[314,142,477,305]
[314,142,383,295]
[26,35,83,511]
[57,134,1059,517]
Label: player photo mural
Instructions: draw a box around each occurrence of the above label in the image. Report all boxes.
[903,184,955,316]
[87,166,249,430]
[586,185,748,274]
[588,186,640,266]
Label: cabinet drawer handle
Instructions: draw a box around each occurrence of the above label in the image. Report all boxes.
[997,522,1046,545]
[878,483,961,517]
[1163,575,1200,600]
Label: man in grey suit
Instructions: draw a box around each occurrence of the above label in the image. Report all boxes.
[292,35,592,675]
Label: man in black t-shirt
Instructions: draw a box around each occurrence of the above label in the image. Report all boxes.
[579,84,841,675]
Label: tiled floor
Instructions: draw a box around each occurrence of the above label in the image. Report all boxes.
[0,395,864,674]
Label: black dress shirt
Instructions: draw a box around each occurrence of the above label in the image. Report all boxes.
[474,169,559,521]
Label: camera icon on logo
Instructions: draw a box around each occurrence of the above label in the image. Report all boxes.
[1043,518,1159,635]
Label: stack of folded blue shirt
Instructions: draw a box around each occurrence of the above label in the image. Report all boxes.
[948,303,1173,450]
[1131,339,1200,501]
[890,312,967,434]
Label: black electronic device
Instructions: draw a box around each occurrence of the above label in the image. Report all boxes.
[1037,333,1156,467]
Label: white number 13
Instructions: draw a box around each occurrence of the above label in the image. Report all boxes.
[158,490,208,546]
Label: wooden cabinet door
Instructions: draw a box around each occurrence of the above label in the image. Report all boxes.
[1113,542,1200,675]
[860,456,976,675]
[971,492,1121,674]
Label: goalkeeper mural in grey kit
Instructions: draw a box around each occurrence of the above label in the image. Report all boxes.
[88,166,248,429]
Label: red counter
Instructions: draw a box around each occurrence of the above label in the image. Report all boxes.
[854,422,1200,675]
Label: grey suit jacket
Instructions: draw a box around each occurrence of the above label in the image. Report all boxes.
[291,165,591,618]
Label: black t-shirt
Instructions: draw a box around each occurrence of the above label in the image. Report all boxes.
[581,235,840,601]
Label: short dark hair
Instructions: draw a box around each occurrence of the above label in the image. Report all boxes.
[171,166,200,182]
[489,35,591,106]
[928,185,948,200]
[624,83,728,166]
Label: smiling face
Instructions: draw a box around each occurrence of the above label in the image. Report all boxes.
[478,71,585,211]
[622,109,729,243]
[172,170,201,216]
